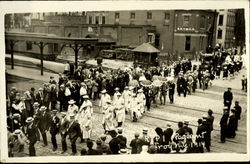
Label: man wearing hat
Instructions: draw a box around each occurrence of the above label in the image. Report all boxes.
[50,110,60,151]
[129,132,140,154]
[99,89,111,114]
[79,83,87,104]
[24,117,40,156]
[58,84,67,112]
[108,130,120,154]
[113,92,125,127]
[223,87,233,111]
[34,106,50,147]
[33,102,40,116]
[206,109,214,147]
[160,81,168,105]
[137,128,152,153]
[59,112,69,154]
[67,113,82,155]
[227,108,237,138]
[177,73,187,97]
[219,109,229,143]
[162,123,173,153]
[116,127,127,147]
[8,129,26,157]
[201,114,211,152]
[67,99,79,118]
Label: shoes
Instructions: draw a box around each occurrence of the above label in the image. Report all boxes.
[42,144,48,147]
[52,147,57,151]
[61,150,67,154]
[220,141,225,143]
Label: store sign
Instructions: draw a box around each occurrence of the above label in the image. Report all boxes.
[177,27,195,31]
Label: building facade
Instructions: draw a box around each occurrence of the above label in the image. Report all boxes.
[86,10,218,59]
[215,9,236,49]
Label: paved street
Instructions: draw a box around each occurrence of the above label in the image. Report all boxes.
[5,55,248,156]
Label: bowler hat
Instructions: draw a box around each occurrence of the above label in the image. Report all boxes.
[13,129,22,135]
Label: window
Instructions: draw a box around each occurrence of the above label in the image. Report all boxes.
[130,12,135,19]
[185,36,191,51]
[89,16,92,24]
[26,41,32,50]
[53,43,58,52]
[147,12,152,19]
[200,15,205,28]
[115,12,120,19]
[218,15,223,25]
[217,29,222,39]
[102,16,105,24]
[165,12,170,20]
[183,15,190,27]
[147,33,155,43]
[95,16,99,24]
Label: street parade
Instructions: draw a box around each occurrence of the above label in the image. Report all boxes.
[6,45,246,156]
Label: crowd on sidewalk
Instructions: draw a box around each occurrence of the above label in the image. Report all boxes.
[6,45,246,156]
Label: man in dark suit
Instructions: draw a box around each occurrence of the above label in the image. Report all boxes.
[49,110,60,151]
[177,73,187,97]
[67,114,81,155]
[234,101,242,131]
[108,130,120,154]
[34,106,51,147]
[206,109,214,146]
[59,112,69,154]
[173,122,186,153]
[223,87,233,111]
[196,119,205,153]
[227,109,237,138]
[116,127,127,148]
[220,109,229,143]
[137,128,152,153]
[129,132,140,154]
[168,79,175,104]
[24,117,40,156]
[202,115,211,152]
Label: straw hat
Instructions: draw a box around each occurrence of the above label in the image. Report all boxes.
[68,99,76,104]
[26,117,34,123]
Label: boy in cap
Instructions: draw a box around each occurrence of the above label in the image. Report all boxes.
[24,117,40,156]
[50,110,60,151]
[223,87,233,111]
[108,130,120,154]
[233,101,242,131]
[227,108,237,138]
[196,118,205,153]
[116,127,127,147]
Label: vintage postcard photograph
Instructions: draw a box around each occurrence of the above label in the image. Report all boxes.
[0,0,249,162]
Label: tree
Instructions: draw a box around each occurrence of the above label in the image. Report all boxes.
[234,9,245,49]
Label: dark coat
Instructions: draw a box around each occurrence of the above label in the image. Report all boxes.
[163,128,173,144]
[50,116,60,135]
[35,112,51,133]
[206,115,214,131]
[183,126,193,135]
[87,149,101,155]
[35,92,44,106]
[67,121,81,140]
[234,105,242,120]
[223,91,233,104]
[59,117,69,134]
[196,124,205,142]
[25,124,40,143]
[227,114,237,137]
[116,135,127,146]
[220,113,229,128]
[168,83,175,95]
[130,138,140,154]
[109,137,120,154]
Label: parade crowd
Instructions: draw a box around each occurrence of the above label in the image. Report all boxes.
[7,46,245,156]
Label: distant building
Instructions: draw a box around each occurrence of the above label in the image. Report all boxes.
[215,9,236,49]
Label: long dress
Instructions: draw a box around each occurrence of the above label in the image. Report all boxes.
[104,106,114,131]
